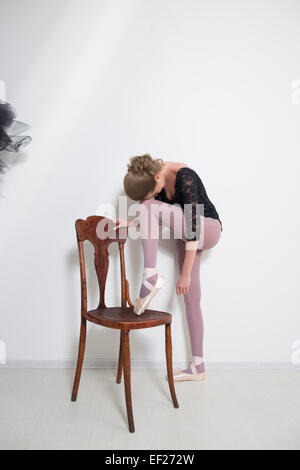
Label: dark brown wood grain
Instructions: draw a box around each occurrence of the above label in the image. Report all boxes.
[71,316,86,402]
[71,215,179,432]
[122,330,135,433]
[87,306,171,330]
[116,330,123,384]
[165,323,179,408]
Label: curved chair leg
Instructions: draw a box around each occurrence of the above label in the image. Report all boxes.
[122,330,135,433]
[116,330,123,384]
[71,318,87,402]
[165,323,179,408]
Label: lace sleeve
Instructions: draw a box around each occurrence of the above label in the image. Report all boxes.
[178,169,202,241]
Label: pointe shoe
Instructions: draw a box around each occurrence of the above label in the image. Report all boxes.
[133,274,165,315]
[172,370,206,382]
[166,362,206,382]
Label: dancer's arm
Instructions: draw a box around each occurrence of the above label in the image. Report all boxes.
[182,246,197,275]
[176,168,201,295]
[176,247,197,295]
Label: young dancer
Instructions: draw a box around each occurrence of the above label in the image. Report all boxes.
[115,154,222,382]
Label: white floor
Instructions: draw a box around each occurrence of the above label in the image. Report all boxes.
[0,368,299,450]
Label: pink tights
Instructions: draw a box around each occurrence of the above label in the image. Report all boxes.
[138,198,222,374]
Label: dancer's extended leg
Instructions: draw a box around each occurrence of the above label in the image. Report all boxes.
[175,216,222,375]
[176,239,205,374]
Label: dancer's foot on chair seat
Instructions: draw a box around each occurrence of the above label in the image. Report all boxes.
[133,268,165,316]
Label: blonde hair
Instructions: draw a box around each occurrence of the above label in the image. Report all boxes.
[123,154,165,201]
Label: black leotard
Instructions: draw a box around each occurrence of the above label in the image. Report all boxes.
[154,167,222,241]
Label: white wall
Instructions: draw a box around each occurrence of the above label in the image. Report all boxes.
[0,0,299,367]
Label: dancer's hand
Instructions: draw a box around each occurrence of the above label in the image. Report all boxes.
[176,274,191,296]
[113,218,139,230]
[114,219,130,230]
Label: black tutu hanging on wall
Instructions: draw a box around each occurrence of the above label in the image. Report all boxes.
[0,100,32,173]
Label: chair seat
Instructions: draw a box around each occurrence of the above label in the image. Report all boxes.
[87,306,172,330]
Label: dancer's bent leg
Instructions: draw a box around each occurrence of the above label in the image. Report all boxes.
[138,198,186,298]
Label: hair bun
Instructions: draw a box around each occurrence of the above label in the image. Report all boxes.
[127,154,164,177]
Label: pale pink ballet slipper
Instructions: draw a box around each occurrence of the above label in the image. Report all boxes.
[167,357,206,382]
[133,272,165,316]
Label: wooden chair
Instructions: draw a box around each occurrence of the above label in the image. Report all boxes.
[71,216,179,433]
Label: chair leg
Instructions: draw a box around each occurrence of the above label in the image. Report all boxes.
[122,330,135,433]
[71,318,87,402]
[165,323,179,408]
[116,330,123,384]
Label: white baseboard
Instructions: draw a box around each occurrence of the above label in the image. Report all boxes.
[0,359,298,370]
